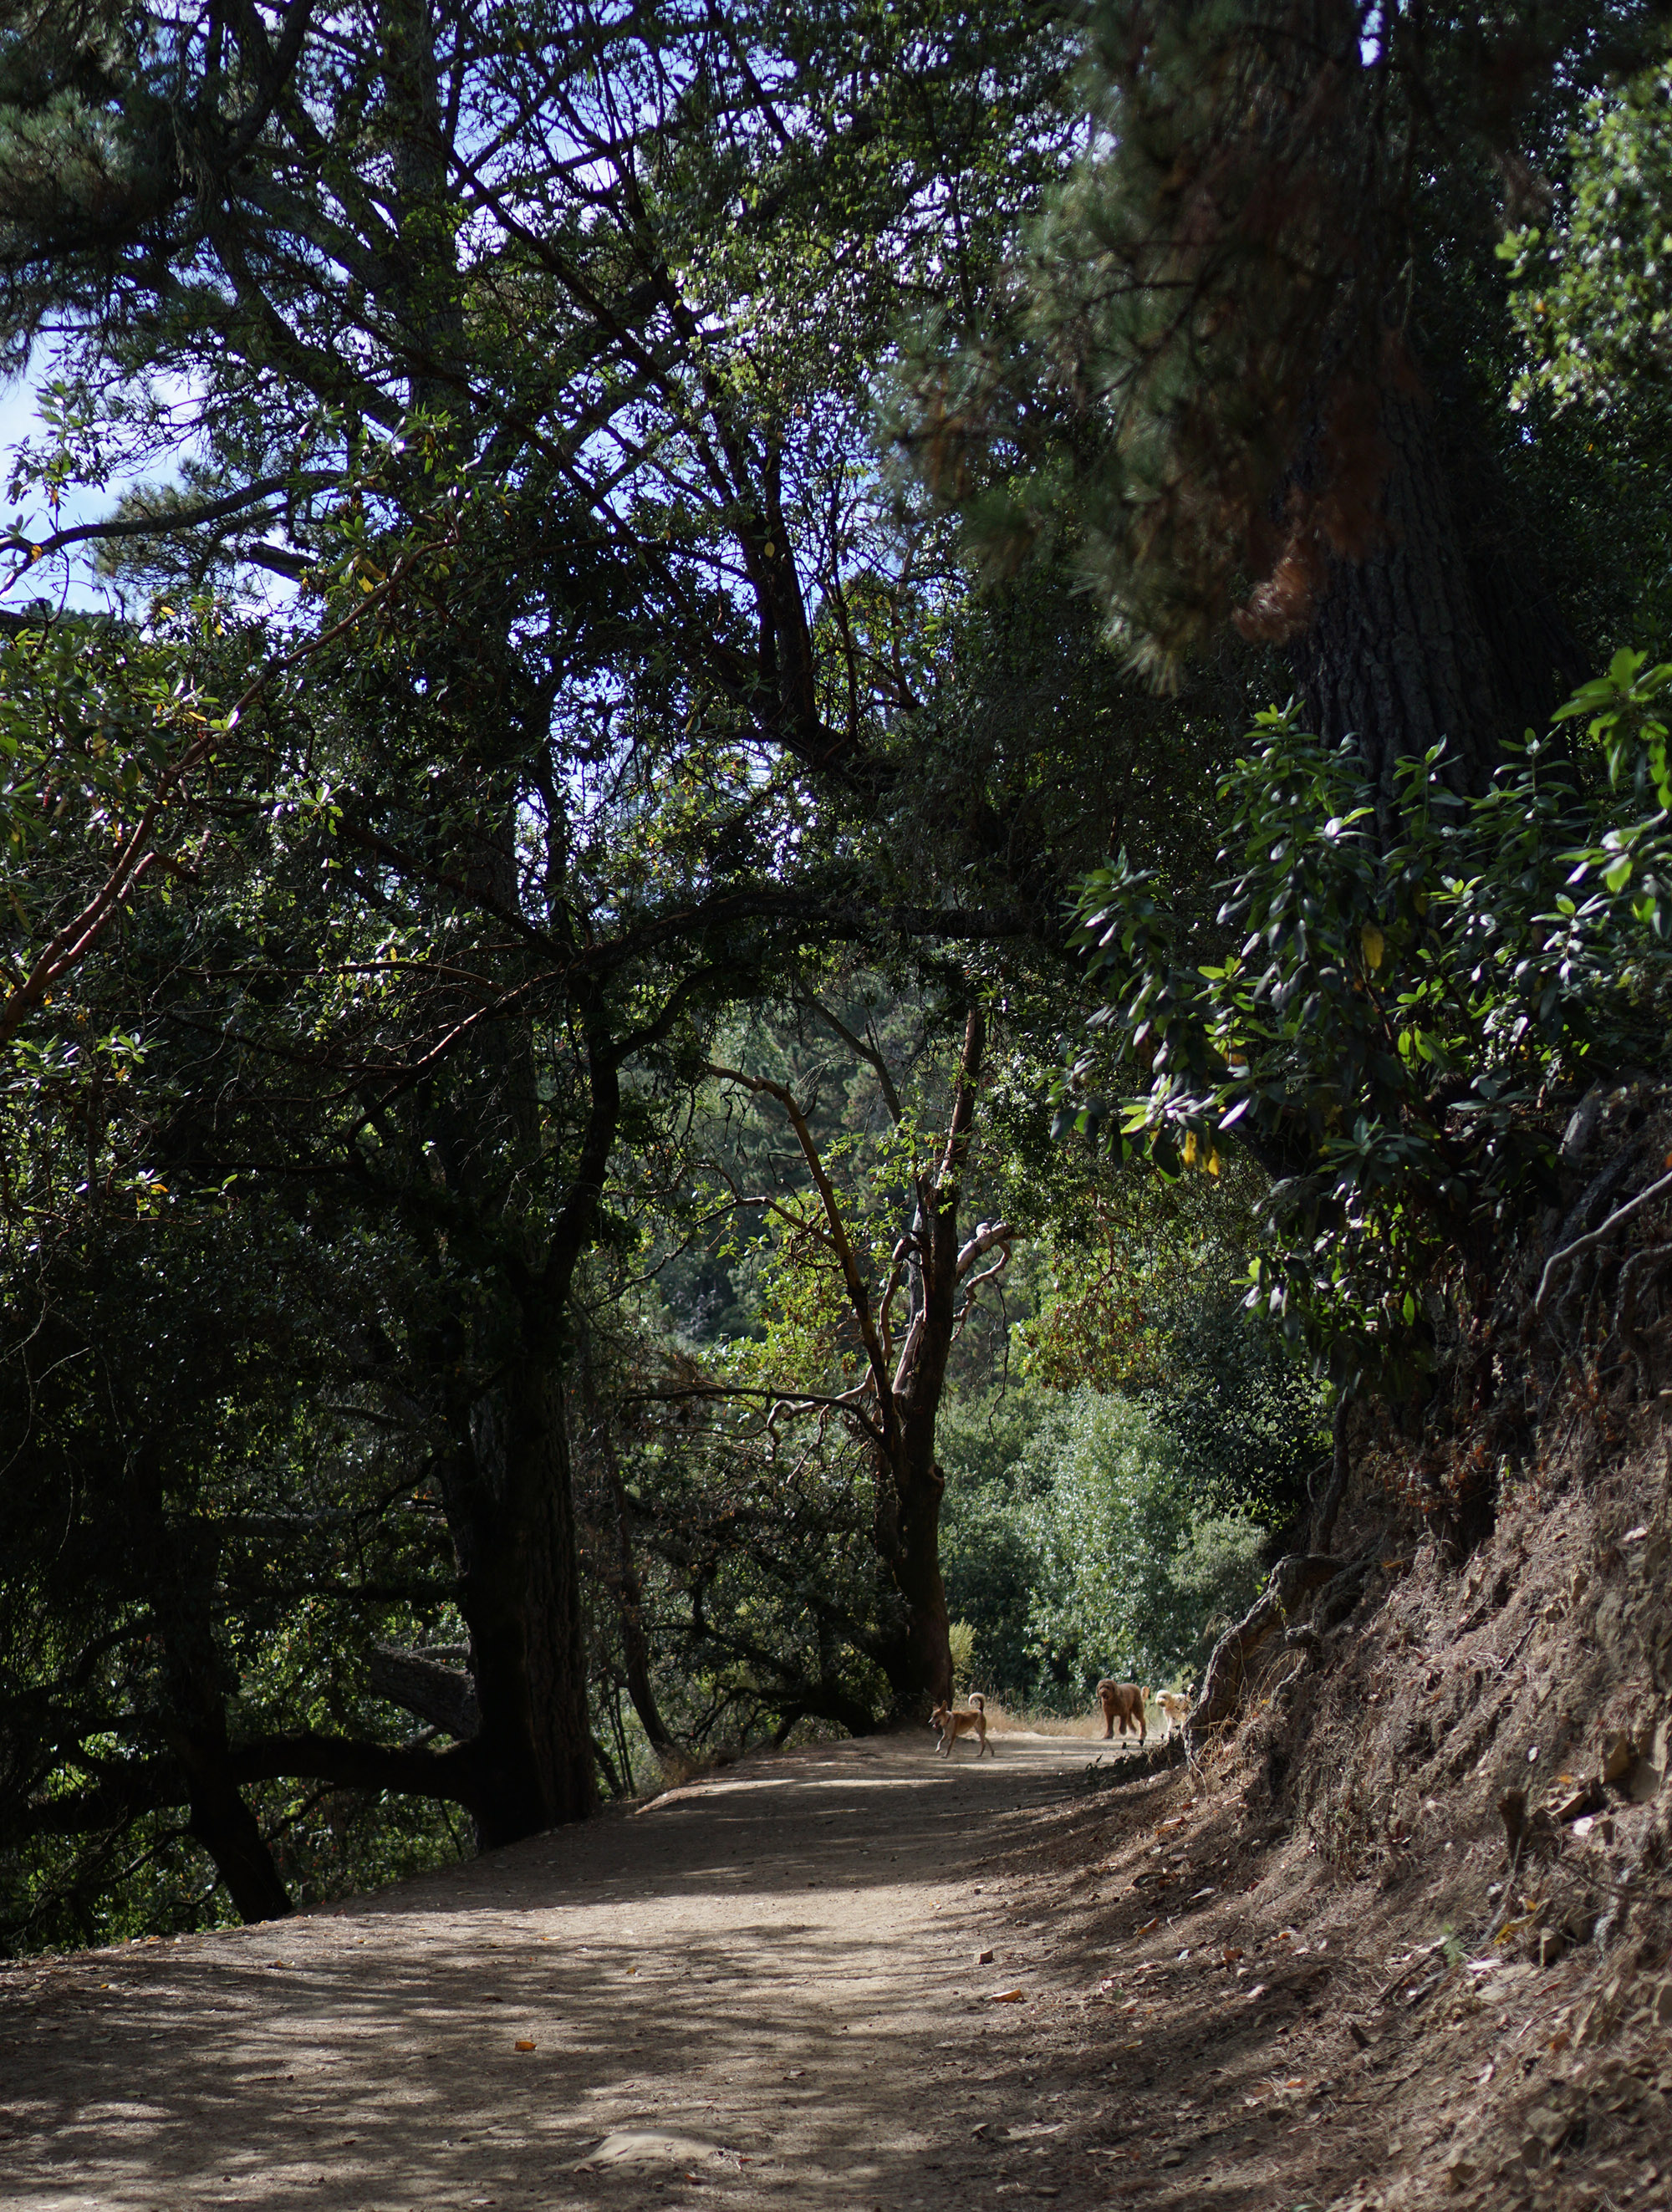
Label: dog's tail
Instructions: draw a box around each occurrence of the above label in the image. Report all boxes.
[968,1690,985,1714]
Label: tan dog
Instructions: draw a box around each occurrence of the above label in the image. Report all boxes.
[930,1690,992,1756]
[1096,1679,1149,1744]
[1156,1688,1192,1734]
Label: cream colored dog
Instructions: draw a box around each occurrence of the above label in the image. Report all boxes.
[1156,1688,1193,1734]
[930,1690,992,1756]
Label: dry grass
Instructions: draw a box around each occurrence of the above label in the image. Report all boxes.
[972,1692,1190,1743]
[973,1696,1108,1740]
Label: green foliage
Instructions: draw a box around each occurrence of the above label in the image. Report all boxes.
[0,1197,472,1956]
[1502,57,1672,415]
[1019,1158,1325,1519]
[939,1389,1054,1700]
[0,604,235,1065]
[947,1618,977,1692]
[1058,659,1672,1388]
[941,1384,1266,1707]
[5,0,1670,1958]
[900,1,1648,680]
[1498,50,1672,642]
[1131,1291,1325,1525]
[1166,1515,1270,1649]
[594,1321,900,1748]
[1016,1391,1195,1697]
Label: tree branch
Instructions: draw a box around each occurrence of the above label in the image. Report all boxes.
[1535,1164,1672,1314]
[708,1063,900,1447]
[798,997,903,1123]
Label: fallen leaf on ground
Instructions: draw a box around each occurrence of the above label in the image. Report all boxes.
[514,2039,535,2052]
[569,2131,725,2172]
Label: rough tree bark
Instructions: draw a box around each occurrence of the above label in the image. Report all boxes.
[1290,374,1588,814]
[369,1646,479,1741]
[1188,1552,1342,1743]
[874,1007,989,1711]
[437,1331,596,1850]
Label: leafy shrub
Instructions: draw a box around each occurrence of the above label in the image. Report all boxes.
[1165,1513,1270,1651]
[941,1384,1267,1707]
[1017,1389,1267,1694]
[939,1389,1056,1701]
[1129,1287,1323,1522]
[1021,1162,1326,1520]
[1057,655,1672,1389]
[1502,57,1672,417]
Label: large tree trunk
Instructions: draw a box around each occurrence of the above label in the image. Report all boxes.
[871,1009,987,1714]
[1291,373,1587,812]
[181,1757,294,1924]
[874,1465,954,1712]
[156,1526,294,1924]
[446,1338,595,1849]
[712,1014,1003,1724]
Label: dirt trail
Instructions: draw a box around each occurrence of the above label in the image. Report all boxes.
[0,1729,1122,2212]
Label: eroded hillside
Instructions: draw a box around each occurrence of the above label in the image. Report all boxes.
[984,1088,1672,2210]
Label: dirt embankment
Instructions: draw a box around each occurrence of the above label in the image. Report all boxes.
[1008,1394,1672,2212]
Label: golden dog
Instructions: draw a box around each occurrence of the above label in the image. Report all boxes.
[930,1690,992,1756]
[1096,1679,1149,1744]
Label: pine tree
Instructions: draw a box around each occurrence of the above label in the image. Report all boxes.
[905,0,1659,804]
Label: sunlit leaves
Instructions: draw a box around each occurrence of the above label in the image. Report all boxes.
[1502,57,1672,417]
[1056,668,1672,1389]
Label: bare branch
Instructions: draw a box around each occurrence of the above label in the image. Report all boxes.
[798,997,903,1123]
[1535,1165,1672,1314]
[0,473,335,583]
[708,1063,899,1443]
[956,1220,1016,1277]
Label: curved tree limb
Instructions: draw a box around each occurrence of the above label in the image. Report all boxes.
[709,1063,900,1447]
[1536,1165,1672,1314]
[369,1646,480,1741]
[224,1732,479,1807]
[1189,1552,1343,1743]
